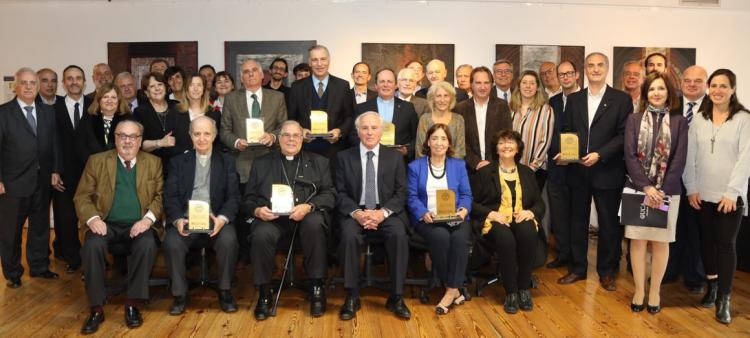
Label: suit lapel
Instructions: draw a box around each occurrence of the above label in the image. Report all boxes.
[12,100,37,136]
[237,89,250,119]
[376,147,385,204]
[135,152,147,208]
[351,147,363,201]
[106,151,117,193]
[209,151,220,204]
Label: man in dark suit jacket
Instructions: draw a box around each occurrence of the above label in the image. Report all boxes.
[244,120,336,320]
[35,68,63,106]
[51,65,93,272]
[162,116,240,315]
[349,62,377,106]
[454,66,512,172]
[351,69,419,161]
[556,53,632,291]
[490,59,514,105]
[336,112,411,321]
[0,68,62,288]
[287,45,353,163]
[415,59,469,102]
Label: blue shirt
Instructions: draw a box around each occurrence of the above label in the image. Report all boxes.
[311,75,329,94]
[376,97,394,123]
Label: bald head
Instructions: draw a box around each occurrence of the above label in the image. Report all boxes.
[682,65,708,101]
[92,63,113,89]
[426,59,447,84]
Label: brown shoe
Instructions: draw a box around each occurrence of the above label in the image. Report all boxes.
[558,272,585,284]
[600,275,617,291]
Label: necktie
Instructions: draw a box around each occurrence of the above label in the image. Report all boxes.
[24,106,37,135]
[251,93,260,118]
[364,151,376,209]
[103,119,112,146]
[128,102,134,112]
[74,102,81,128]
[317,81,325,98]
[686,101,696,124]
[125,160,132,171]
[503,91,508,102]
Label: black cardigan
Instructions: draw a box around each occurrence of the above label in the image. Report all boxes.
[469,161,545,223]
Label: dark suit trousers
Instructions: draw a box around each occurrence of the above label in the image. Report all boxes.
[163,224,238,296]
[339,216,409,294]
[485,220,537,293]
[81,224,157,307]
[236,183,251,262]
[415,221,471,288]
[547,179,571,261]
[249,211,328,286]
[568,182,623,278]
[52,189,82,266]
[0,181,51,280]
[664,188,705,287]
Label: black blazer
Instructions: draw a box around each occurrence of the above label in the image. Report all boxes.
[349,88,377,108]
[469,162,544,223]
[677,95,708,116]
[35,95,64,106]
[546,92,566,184]
[335,145,408,225]
[163,150,240,226]
[415,85,470,102]
[132,100,182,161]
[172,108,223,155]
[75,113,130,166]
[562,86,632,189]
[53,95,92,191]
[0,99,60,197]
[288,75,354,140]
[455,96,512,170]
[351,97,419,161]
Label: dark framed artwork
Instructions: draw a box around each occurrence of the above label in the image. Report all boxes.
[107,41,198,89]
[362,43,455,88]
[224,40,316,87]
[613,47,696,91]
[495,44,585,89]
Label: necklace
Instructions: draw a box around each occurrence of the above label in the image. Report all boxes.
[499,164,517,174]
[428,156,446,179]
[710,115,727,154]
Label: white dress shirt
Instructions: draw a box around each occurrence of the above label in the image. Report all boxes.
[587,85,607,128]
[682,94,705,117]
[474,98,489,160]
[65,95,84,127]
[359,143,380,205]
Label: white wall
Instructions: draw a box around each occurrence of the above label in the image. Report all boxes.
[1,0,749,97]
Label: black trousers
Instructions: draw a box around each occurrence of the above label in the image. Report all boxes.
[547,179,571,262]
[698,199,745,295]
[51,188,82,266]
[162,224,238,296]
[81,224,157,307]
[339,216,409,294]
[249,211,328,286]
[568,184,623,278]
[534,169,548,191]
[416,221,471,288]
[485,220,537,293]
[0,181,51,280]
[236,182,251,262]
[664,189,705,287]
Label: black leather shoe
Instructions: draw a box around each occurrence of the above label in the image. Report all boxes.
[339,296,361,321]
[219,290,238,313]
[254,291,271,320]
[385,295,411,319]
[558,272,585,285]
[66,264,81,274]
[503,292,519,314]
[6,277,21,288]
[30,270,59,279]
[169,295,189,315]
[80,311,104,334]
[310,285,326,317]
[546,259,568,269]
[715,293,731,324]
[124,305,142,328]
[701,279,718,308]
[647,304,661,314]
[518,289,533,311]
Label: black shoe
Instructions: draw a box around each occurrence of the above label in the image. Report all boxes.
[647,304,661,314]
[385,295,411,319]
[310,285,326,317]
[30,270,59,279]
[686,284,705,295]
[715,293,731,324]
[169,295,189,315]
[503,292,519,314]
[254,291,271,320]
[218,290,238,313]
[339,296,361,321]
[124,305,142,328]
[701,279,718,308]
[80,311,104,334]
[66,264,81,274]
[6,277,21,289]
[546,258,568,269]
[631,303,644,312]
[518,289,533,311]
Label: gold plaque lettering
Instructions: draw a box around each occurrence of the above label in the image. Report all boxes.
[188,200,211,233]
[433,189,462,223]
[246,118,264,144]
[559,133,580,163]
[309,110,329,137]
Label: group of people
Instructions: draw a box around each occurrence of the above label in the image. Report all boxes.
[0,45,747,335]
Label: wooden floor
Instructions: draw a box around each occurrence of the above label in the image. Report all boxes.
[2,234,750,338]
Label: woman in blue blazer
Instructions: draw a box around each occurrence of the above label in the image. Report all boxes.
[407,123,472,315]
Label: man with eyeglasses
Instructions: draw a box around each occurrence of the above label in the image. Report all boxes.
[491,59,514,105]
[263,57,291,99]
[243,120,336,320]
[540,61,562,98]
[395,67,430,117]
[75,119,163,333]
[620,61,644,111]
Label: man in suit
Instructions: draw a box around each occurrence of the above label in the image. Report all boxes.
[263,57,291,99]
[455,64,473,98]
[287,45,353,163]
[74,120,162,334]
[350,62,377,106]
[351,68,419,161]
[663,65,708,293]
[36,68,63,106]
[545,60,581,269]
[0,67,62,289]
[115,72,141,112]
[396,68,430,117]
[540,61,562,98]
[220,58,287,261]
[162,116,240,315]
[244,120,336,320]
[455,66,512,172]
[415,59,469,102]
[491,59,514,104]
[621,61,644,111]
[86,63,113,99]
[336,112,411,320]
[555,52,633,291]
[52,65,93,273]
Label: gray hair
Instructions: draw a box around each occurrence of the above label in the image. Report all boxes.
[114,71,135,83]
[116,119,144,135]
[279,120,303,134]
[354,111,384,130]
[189,115,217,135]
[426,59,446,72]
[16,67,37,81]
[586,52,610,67]
[397,68,415,81]
[493,59,514,71]
[308,44,330,56]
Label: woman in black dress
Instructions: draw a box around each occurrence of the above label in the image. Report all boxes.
[76,82,131,164]
[173,73,223,153]
[132,72,180,169]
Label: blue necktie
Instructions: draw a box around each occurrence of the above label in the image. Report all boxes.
[686,101,696,124]
[24,106,37,135]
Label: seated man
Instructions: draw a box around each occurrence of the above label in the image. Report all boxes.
[244,120,336,320]
[162,116,240,315]
[74,120,163,334]
[336,112,411,320]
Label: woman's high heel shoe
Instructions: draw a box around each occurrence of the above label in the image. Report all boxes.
[453,294,466,306]
[435,302,452,315]
[647,304,661,314]
[631,303,644,312]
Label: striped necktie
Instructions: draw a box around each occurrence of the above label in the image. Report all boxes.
[686,101,696,124]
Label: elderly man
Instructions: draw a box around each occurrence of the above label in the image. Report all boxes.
[115,72,140,111]
[336,112,411,320]
[86,63,113,99]
[162,116,240,315]
[540,61,562,97]
[455,64,473,97]
[0,67,61,289]
[415,59,469,102]
[75,120,162,333]
[244,120,335,320]
[350,62,377,106]
[620,61,644,111]
[405,60,425,93]
[395,68,430,117]
[491,59,514,104]
[36,68,63,106]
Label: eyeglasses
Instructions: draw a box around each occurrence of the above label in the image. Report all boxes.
[558,71,576,78]
[495,69,512,75]
[115,133,141,141]
[280,133,303,140]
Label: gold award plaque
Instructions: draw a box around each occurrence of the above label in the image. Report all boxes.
[559,133,580,162]
[309,110,329,137]
[246,118,264,144]
[381,122,396,146]
[188,200,211,233]
[433,189,462,223]
[271,184,294,215]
